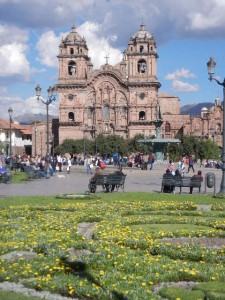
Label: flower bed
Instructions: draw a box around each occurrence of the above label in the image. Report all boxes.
[0,199,225,299]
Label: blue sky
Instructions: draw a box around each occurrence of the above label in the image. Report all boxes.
[1,0,225,119]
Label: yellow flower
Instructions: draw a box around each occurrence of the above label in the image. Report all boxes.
[141,282,146,287]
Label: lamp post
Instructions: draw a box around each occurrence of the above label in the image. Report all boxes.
[40,131,43,158]
[34,126,37,156]
[8,107,13,169]
[207,57,225,193]
[210,127,215,166]
[35,85,57,160]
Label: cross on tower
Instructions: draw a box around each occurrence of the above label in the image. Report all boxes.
[104,54,109,64]
[141,17,144,25]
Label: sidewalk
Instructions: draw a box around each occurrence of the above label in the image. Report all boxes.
[0,163,221,197]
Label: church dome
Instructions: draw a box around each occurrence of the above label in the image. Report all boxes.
[61,25,88,49]
[132,24,153,39]
[201,107,208,111]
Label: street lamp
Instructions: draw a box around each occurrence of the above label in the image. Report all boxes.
[207,57,225,193]
[8,107,13,169]
[40,131,43,158]
[210,127,215,165]
[34,126,37,156]
[35,84,57,160]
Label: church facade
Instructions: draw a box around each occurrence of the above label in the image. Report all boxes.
[56,24,190,144]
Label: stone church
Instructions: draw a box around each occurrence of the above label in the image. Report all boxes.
[56,24,189,144]
[29,24,223,157]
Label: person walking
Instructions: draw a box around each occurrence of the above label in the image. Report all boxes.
[67,157,72,174]
[148,152,155,170]
[85,155,93,175]
[187,155,195,173]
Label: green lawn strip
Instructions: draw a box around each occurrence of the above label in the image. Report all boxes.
[194,282,225,299]
[158,286,205,300]
[1,192,225,208]
[10,171,28,184]
[133,223,214,234]
[0,290,41,300]
[0,194,225,299]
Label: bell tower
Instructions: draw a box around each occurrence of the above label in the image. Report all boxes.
[57,25,93,84]
[57,26,94,143]
[125,23,159,84]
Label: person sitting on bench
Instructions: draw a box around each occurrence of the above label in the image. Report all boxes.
[89,166,103,192]
[111,166,124,192]
[162,169,174,193]
[190,170,203,194]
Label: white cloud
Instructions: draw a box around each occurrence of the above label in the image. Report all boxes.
[172,80,199,92]
[78,21,122,69]
[21,97,58,116]
[0,93,58,120]
[186,1,225,31]
[165,68,197,80]
[35,21,123,70]
[0,25,30,80]
[36,31,61,67]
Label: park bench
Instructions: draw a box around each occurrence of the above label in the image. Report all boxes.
[88,174,126,193]
[12,162,22,172]
[0,170,12,184]
[24,166,41,180]
[161,176,202,194]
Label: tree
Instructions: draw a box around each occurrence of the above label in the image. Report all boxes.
[128,134,151,154]
[0,141,5,156]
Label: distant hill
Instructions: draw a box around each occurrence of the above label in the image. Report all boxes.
[180,102,214,116]
[15,113,58,125]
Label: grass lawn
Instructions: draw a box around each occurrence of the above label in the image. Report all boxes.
[0,192,225,299]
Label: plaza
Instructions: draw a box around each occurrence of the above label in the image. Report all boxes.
[0,163,221,197]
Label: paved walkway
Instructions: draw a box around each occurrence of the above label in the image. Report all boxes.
[0,163,221,197]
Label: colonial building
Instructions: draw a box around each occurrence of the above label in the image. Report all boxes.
[31,119,59,157]
[184,97,223,147]
[0,119,32,156]
[56,24,189,144]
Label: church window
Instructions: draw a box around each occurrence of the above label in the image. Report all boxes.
[139,111,145,120]
[80,48,82,53]
[217,123,221,133]
[165,122,171,133]
[103,105,110,119]
[138,59,147,73]
[120,106,127,116]
[140,46,144,53]
[68,94,73,101]
[87,106,93,116]
[139,92,145,100]
[130,47,133,52]
[70,48,74,54]
[68,61,76,75]
[68,112,74,122]
[151,46,153,51]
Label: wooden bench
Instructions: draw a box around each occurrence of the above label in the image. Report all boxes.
[0,171,12,184]
[24,166,41,180]
[88,174,126,193]
[12,162,22,172]
[162,176,202,194]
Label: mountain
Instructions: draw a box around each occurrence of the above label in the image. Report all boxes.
[180,102,214,116]
[15,113,58,125]
[14,102,215,125]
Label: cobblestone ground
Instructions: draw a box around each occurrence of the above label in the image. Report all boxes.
[0,163,222,197]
